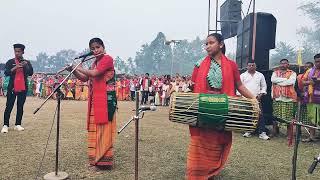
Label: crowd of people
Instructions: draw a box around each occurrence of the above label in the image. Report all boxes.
[0,74,89,100]
[0,72,193,105]
[116,73,193,105]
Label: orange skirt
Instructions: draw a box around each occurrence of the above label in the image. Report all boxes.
[87,106,116,166]
[186,127,232,179]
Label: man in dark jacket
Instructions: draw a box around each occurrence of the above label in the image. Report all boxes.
[1,44,33,133]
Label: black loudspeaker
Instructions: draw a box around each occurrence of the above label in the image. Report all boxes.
[220,0,242,39]
[260,70,274,125]
[236,12,277,71]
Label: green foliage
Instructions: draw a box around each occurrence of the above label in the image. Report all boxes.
[34,49,77,73]
[261,0,320,69]
[115,56,128,74]
[135,32,172,75]
[31,33,206,75]
[270,41,296,67]
[297,0,320,60]
[134,32,206,75]
[173,37,206,75]
[299,0,320,27]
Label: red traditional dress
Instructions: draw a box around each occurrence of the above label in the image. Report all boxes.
[187,55,241,179]
[87,54,117,166]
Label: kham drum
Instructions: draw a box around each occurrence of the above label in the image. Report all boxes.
[169,93,260,132]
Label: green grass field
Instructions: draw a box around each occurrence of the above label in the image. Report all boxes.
[0,97,320,180]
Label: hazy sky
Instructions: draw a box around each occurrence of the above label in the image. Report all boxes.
[0,0,311,63]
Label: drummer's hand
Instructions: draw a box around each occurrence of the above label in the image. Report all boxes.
[256,95,261,101]
[252,97,259,104]
[256,93,265,101]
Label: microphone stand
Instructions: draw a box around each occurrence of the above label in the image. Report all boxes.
[34,55,95,180]
[118,91,141,180]
[291,101,301,180]
[291,101,320,180]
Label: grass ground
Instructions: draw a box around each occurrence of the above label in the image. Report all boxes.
[0,97,320,180]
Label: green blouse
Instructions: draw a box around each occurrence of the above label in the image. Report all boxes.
[207,58,222,89]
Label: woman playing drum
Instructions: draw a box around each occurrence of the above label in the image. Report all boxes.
[187,33,255,179]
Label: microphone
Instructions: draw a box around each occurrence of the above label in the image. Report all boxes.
[75,51,93,59]
[139,105,157,111]
[308,154,320,174]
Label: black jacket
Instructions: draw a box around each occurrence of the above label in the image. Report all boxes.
[4,58,33,92]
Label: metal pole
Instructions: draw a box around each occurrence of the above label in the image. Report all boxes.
[292,124,301,180]
[240,17,245,70]
[251,0,257,62]
[208,0,211,35]
[253,0,256,15]
[166,40,181,77]
[135,91,140,180]
[215,0,219,33]
[170,43,174,77]
[246,0,253,15]
[292,101,301,180]
[55,91,61,176]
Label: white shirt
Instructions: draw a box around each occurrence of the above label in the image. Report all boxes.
[239,71,267,97]
[182,83,189,92]
[129,81,135,91]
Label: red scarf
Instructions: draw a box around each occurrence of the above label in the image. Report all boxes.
[14,58,26,92]
[192,55,236,96]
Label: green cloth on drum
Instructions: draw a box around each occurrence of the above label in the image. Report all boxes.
[198,94,228,129]
[107,91,117,121]
[307,103,320,126]
[272,101,297,123]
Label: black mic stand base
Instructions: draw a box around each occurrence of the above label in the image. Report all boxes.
[44,171,69,180]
